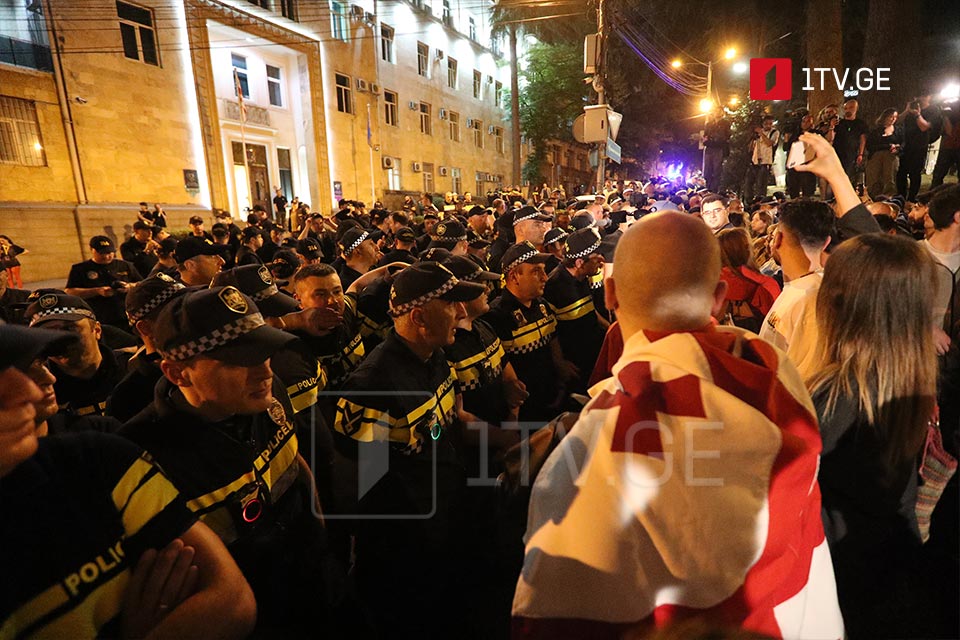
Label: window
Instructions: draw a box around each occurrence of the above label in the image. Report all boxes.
[0,96,46,166]
[473,69,481,99]
[232,53,249,99]
[117,1,158,66]
[422,162,435,192]
[417,42,429,77]
[335,73,353,114]
[386,160,401,190]
[475,172,484,196]
[279,0,298,20]
[277,148,293,199]
[380,24,394,63]
[384,90,398,126]
[449,111,460,142]
[247,0,269,7]
[495,80,503,107]
[0,1,52,72]
[419,102,432,135]
[447,57,458,89]
[266,65,282,107]
[442,0,452,26]
[330,1,349,42]
[451,167,462,194]
[491,35,502,57]
[468,16,477,41]
[494,126,504,154]
[473,119,483,148]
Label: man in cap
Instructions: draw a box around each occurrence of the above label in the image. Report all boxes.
[376,226,418,266]
[428,219,469,255]
[24,293,129,428]
[236,226,264,266]
[187,215,213,241]
[543,228,610,393]
[174,236,228,287]
[106,274,187,423]
[295,237,324,265]
[483,242,577,421]
[466,229,492,267]
[258,223,285,263]
[65,235,143,330]
[120,221,160,277]
[466,205,493,240]
[512,205,553,251]
[337,226,381,290]
[541,227,568,274]
[0,264,30,324]
[487,211,517,274]
[415,209,441,253]
[332,262,486,635]
[0,323,257,640]
[146,236,179,278]
[120,286,335,634]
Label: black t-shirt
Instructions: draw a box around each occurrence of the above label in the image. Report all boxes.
[832,117,869,165]
[482,288,560,421]
[446,319,510,425]
[119,237,158,278]
[901,109,940,157]
[65,259,142,327]
[0,432,194,638]
[0,286,30,324]
[106,347,162,423]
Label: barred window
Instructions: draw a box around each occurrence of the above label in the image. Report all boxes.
[116,1,159,66]
[0,96,46,167]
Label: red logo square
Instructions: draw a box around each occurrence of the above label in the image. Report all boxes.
[750,58,792,100]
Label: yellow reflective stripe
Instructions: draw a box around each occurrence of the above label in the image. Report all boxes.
[502,316,556,351]
[34,571,129,640]
[286,362,324,413]
[257,434,299,490]
[186,470,258,513]
[0,582,70,640]
[121,471,179,538]
[451,338,503,371]
[345,332,365,364]
[450,342,505,386]
[550,295,595,322]
[358,312,390,339]
[588,271,603,290]
[111,457,154,514]
[75,401,107,417]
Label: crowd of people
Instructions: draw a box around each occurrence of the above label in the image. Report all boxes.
[1,131,958,639]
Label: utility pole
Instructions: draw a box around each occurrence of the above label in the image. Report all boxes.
[594,0,606,193]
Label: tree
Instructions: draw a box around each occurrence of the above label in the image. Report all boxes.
[518,40,591,184]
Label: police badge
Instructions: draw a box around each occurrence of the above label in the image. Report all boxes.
[539,303,547,316]
[267,397,288,426]
[512,309,525,326]
[257,266,273,285]
[39,294,58,310]
[218,286,249,313]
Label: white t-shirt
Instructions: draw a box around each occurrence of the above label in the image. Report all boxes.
[924,239,960,273]
[759,271,823,352]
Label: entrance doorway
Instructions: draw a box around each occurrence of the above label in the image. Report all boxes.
[231,141,271,214]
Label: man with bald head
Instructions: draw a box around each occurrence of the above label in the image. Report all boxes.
[512,212,844,638]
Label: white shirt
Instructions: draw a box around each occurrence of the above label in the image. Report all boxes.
[752,129,780,165]
[924,239,960,273]
[759,271,823,352]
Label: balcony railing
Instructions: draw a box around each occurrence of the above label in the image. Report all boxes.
[0,35,53,72]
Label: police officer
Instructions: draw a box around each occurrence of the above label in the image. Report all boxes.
[482,242,577,422]
[0,324,256,639]
[542,227,569,274]
[24,293,128,430]
[65,235,143,330]
[376,226,418,266]
[236,227,264,266]
[174,236,228,286]
[332,262,486,636]
[336,227,380,290]
[543,228,609,394]
[427,219,469,255]
[120,221,160,277]
[120,286,335,634]
[106,274,186,422]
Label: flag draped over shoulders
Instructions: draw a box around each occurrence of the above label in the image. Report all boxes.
[512,325,843,640]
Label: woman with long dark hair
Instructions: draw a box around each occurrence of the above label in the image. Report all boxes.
[864,108,903,198]
[716,228,780,332]
[805,233,939,638]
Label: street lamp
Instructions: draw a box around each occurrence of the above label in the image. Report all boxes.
[671,59,683,68]
[699,98,715,113]
[729,96,739,106]
[732,61,748,74]
[724,47,737,60]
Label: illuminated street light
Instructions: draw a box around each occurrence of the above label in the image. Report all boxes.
[699,98,715,113]
[724,47,736,60]
[671,59,683,68]
[729,96,739,106]
[732,61,748,74]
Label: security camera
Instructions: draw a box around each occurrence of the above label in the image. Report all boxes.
[74,96,87,104]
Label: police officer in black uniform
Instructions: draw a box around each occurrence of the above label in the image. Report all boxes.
[543,228,609,394]
[482,242,577,422]
[332,262,486,637]
[24,293,128,431]
[120,286,336,634]
[541,227,568,274]
[0,264,30,323]
[120,221,160,277]
[376,226,418,266]
[106,274,187,423]
[65,236,143,330]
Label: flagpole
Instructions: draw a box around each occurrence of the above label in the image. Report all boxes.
[367,102,375,205]
[235,68,250,214]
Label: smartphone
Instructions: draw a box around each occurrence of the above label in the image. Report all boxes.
[787,140,813,169]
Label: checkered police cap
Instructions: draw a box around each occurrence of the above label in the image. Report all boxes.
[161,312,266,361]
[26,293,97,327]
[126,275,186,323]
[564,228,602,260]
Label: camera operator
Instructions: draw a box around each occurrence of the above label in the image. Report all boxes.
[743,115,780,204]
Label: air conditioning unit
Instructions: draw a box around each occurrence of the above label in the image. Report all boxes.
[486,74,494,83]
[408,100,419,111]
[350,4,364,18]
[436,49,445,60]
[488,125,495,134]
[466,118,474,128]
[356,78,369,92]
[370,83,381,95]
[438,108,447,119]
[412,161,422,172]
[364,11,375,24]
[439,166,448,176]
[382,156,395,169]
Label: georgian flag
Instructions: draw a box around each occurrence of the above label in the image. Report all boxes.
[512,326,844,640]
